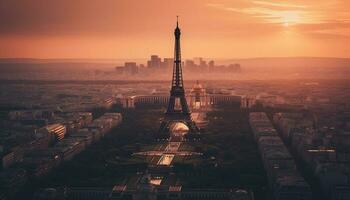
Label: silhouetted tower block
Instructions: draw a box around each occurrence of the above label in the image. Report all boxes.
[160,17,199,134]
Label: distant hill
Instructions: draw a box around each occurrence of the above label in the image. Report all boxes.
[217,57,350,69]
[0,57,349,80]
[0,58,145,64]
[1,57,349,67]
[0,58,140,73]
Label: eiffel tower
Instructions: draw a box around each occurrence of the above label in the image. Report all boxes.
[159,17,199,134]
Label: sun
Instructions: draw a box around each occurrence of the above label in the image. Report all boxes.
[280,11,301,27]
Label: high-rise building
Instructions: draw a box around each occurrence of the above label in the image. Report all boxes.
[193,57,203,66]
[124,62,138,75]
[185,59,196,71]
[199,59,208,72]
[147,55,161,68]
[163,58,174,69]
[208,60,215,72]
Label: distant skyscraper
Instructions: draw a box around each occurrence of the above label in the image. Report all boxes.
[185,59,196,71]
[124,62,138,75]
[208,60,215,72]
[163,58,174,69]
[147,55,161,68]
[193,57,203,66]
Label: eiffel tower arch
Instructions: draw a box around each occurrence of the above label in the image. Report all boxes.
[159,18,199,134]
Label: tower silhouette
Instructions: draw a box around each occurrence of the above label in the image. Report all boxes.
[159,17,199,134]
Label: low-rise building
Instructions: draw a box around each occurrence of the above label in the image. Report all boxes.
[249,112,312,200]
[38,123,66,142]
[1,151,15,169]
[52,138,85,161]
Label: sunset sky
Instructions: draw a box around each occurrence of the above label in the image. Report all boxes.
[0,0,349,59]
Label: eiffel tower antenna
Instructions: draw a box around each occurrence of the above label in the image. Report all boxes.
[176,15,179,27]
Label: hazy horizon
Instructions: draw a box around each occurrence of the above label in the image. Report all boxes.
[1,56,350,60]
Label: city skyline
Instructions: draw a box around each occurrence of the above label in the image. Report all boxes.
[1,0,350,59]
[1,6,350,200]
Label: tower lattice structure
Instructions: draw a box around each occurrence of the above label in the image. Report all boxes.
[159,18,199,134]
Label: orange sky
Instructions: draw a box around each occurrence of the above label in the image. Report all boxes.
[0,0,349,59]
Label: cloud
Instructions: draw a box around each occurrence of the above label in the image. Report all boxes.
[252,1,307,9]
[206,0,350,37]
[212,5,320,25]
[1,0,350,58]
